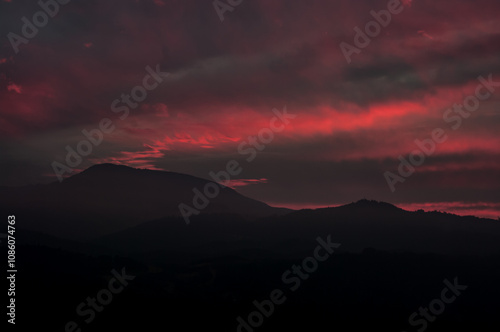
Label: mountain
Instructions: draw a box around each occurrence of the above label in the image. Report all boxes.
[8,173,500,331]
[92,199,500,256]
[0,163,290,240]
[3,164,499,256]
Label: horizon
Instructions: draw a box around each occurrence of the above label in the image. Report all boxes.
[17,162,500,220]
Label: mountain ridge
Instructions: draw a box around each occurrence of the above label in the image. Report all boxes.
[1,163,497,246]
[0,163,290,239]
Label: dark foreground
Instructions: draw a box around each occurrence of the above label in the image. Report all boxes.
[10,242,500,331]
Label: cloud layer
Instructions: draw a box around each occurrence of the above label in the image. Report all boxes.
[1,0,499,218]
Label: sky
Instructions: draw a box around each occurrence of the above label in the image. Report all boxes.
[0,0,499,218]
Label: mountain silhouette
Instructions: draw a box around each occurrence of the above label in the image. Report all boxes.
[2,164,499,256]
[6,165,500,331]
[0,163,289,239]
[90,198,500,256]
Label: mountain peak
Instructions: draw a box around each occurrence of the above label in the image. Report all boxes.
[342,199,401,211]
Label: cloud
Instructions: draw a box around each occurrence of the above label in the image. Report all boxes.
[226,178,268,188]
[7,83,21,93]
[0,0,499,217]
